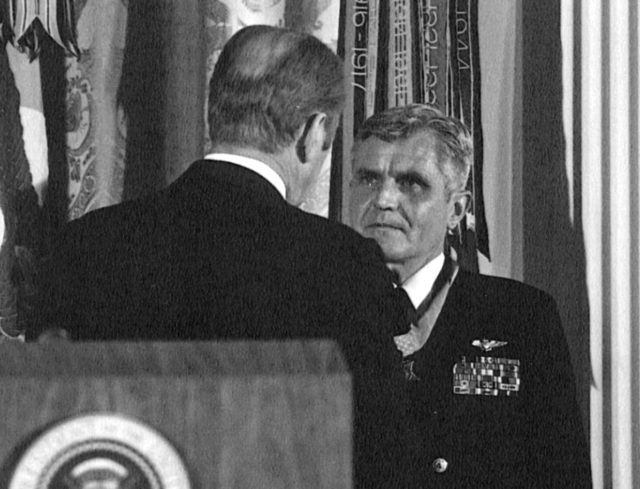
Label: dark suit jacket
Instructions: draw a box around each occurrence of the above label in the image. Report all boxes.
[34,159,405,488]
[398,269,591,489]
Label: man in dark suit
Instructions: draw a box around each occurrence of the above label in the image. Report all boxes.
[34,25,405,488]
[349,104,592,488]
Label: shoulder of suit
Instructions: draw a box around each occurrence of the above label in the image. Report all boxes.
[289,207,384,255]
[281,207,391,289]
[61,192,163,246]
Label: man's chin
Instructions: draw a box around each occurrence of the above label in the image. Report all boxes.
[362,231,407,259]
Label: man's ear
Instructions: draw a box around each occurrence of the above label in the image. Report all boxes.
[448,190,471,230]
[295,113,328,164]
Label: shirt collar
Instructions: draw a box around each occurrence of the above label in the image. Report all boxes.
[204,153,287,199]
[401,253,445,309]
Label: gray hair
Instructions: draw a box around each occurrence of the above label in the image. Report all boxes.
[208,25,345,154]
[354,104,473,196]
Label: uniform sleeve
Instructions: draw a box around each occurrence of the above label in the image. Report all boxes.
[528,293,592,488]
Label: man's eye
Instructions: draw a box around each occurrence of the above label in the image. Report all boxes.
[353,172,380,187]
[398,176,427,193]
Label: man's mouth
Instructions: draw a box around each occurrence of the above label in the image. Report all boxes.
[366,220,405,232]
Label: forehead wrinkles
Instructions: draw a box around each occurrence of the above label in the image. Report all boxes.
[353,138,392,171]
[381,138,441,181]
[392,134,448,180]
[354,134,441,166]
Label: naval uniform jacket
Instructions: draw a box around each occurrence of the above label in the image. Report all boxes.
[33,159,405,488]
[398,268,591,489]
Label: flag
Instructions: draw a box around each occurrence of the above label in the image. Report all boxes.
[6,43,47,206]
[0,41,41,338]
[0,0,78,58]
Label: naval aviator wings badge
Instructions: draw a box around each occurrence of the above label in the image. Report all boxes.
[472,338,508,352]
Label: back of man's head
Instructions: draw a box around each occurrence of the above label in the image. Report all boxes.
[208,25,345,154]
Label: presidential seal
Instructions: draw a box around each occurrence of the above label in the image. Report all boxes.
[9,413,191,489]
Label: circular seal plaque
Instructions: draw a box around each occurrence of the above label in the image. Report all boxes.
[9,413,191,489]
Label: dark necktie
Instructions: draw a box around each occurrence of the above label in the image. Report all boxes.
[393,286,418,335]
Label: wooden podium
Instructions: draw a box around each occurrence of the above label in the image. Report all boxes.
[0,340,352,488]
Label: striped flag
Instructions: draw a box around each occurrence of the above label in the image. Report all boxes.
[1,0,79,336]
[6,43,47,206]
[0,41,41,339]
[0,0,78,58]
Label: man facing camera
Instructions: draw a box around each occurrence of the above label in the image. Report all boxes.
[34,25,405,488]
[349,104,591,488]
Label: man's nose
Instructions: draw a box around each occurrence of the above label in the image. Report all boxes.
[373,180,400,210]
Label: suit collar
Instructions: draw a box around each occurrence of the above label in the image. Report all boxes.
[204,153,287,199]
[178,160,288,209]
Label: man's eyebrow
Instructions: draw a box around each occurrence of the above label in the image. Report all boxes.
[393,169,430,183]
[354,168,380,177]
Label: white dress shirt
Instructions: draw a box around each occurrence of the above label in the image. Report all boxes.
[204,152,287,199]
[401,253,445,309]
